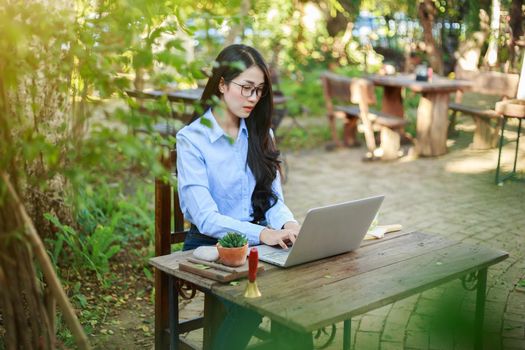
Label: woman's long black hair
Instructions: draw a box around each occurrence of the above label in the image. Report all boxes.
[192,44,280,224]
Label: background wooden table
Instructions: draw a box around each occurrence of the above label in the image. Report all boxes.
[150,231,508,350]
[366,74,472,157]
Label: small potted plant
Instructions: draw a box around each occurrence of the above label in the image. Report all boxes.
[217,232,249,267]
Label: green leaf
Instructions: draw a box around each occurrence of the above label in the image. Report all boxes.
[143,267,153,281]
[194,264,211,270]
[200,117,212,129]
[133,49,153,69]
[75,293,88,308]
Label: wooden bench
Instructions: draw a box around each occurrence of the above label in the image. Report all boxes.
[320,72,407,160]
[449,69,520,149]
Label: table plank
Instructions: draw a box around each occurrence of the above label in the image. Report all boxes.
[150,250,218,290]
[213,233,508,333]
[280,243,506,332]
[150,250,279,290]
[150,232,452,291]
[214,232,456,299]
[126,88,203,103]
[367,74,472,93]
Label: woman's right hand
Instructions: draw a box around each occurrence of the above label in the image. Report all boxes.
[259,228,297,249]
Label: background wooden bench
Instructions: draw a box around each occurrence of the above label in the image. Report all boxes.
[449,69,520,149]
[320,72,407,160]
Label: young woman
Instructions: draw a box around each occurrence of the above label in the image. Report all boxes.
[176,44,300,349]
[177,44,300,250]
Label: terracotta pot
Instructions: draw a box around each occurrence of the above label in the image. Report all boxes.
[216,243,248,267]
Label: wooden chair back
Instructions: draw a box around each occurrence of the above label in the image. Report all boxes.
[154,148,191,349]
[155,148,187,255]
[321,72,407,159]
[320,72,376,114]
[455,68,520,99]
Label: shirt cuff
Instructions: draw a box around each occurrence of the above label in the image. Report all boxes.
[281,219,299,229]
[270,212,296,232]
[239,222,266,246]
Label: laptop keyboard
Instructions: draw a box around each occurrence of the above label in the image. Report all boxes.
[262,250,289,263]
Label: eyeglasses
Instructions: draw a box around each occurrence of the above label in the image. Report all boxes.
[229,81,267,98]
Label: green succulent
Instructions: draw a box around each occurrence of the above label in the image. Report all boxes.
[218,232,248,248]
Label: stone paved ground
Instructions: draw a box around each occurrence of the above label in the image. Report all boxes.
[180,119,525,349]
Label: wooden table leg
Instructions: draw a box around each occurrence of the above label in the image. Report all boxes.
[416,92,450,156]
[381,86,409,145]
[155,269,170,350]
[271,321,313,350]
[328,113,342,148]
[203,293,226,350]
[474,268,488,350]
[168,276,179,350]
[381,86,404,117]
[472,116,500,150]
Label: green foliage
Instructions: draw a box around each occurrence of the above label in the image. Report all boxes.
[75,181,154,244]
[218,232,248,248]
[45,213,121,279]
[43,179,154,280]
[277,125,332,151]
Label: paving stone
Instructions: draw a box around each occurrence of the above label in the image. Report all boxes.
[354,331,381,350]
[481,332,502,350]
[380,341,404,350]
[359,315,386,332]
[415,300,441,316]
[420,287,445,301]
[368,304,393,317]
[506,294,525,313]
[502,319,525,338]
[405,330,429,349]
[502,337,525,349]
[407,314,432,332]
[504,311,525,323]
[428,331,454,350]
[381,322,406,343]
[386,309,412,326]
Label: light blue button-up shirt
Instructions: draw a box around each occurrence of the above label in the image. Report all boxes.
[176,109,296,245]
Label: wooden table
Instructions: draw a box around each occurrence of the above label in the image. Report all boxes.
[150,231,508,350]
[126,88,203,104]
[126,88,288,124]
[366,74,472,157]
[126,88,204,124]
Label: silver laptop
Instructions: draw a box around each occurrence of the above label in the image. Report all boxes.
[256,195,384,267]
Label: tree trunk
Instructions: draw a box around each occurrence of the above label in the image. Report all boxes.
[509,0,524,42]
[509,0,524,70]
[0,173,91,350]
[225,0,250,45]
[418,0,444,75]
[483,0,501,68]
[0,175,55,349]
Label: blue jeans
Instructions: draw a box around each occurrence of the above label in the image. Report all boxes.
[182,225,218,251]
[183,225,262,350]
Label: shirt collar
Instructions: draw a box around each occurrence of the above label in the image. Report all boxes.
[205,108,249,143]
